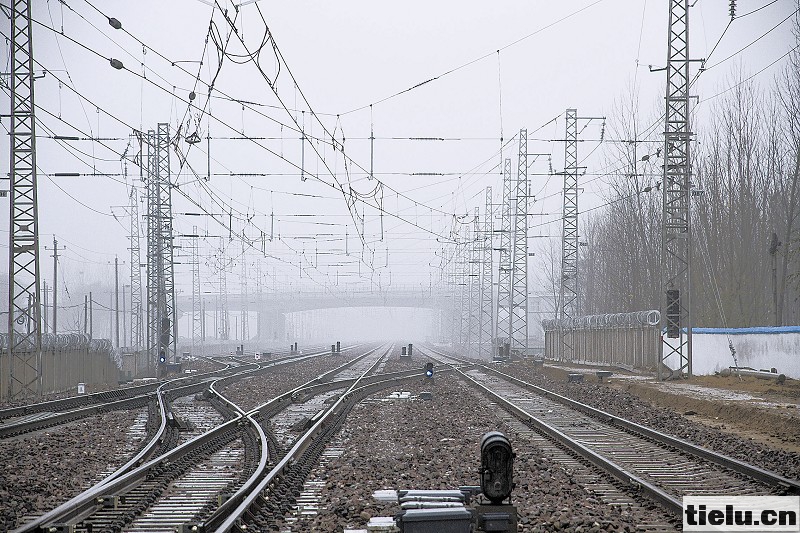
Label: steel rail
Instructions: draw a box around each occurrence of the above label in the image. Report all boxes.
[94,383,170,488]
[422,345,799,517]
[451,362,684,516]
[480,364,800,494]
[171,342,391,531]
[12,415,243,532]
[14,344,380,532]
[213,343,396,532]
[0,394,150,438]
[0,345,355,438]
[0,343,320,421]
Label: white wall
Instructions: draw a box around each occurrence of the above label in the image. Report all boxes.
[664,327,800,379]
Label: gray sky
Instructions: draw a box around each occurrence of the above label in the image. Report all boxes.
[1,0,796,317]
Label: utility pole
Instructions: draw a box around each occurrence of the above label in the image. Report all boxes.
[769,232,780,326]
[459,225,471,350]
[122,284,128,347]
[241,242,249,342]
[659,0,693,379]
[191,227,201,355]
[48,237,65,336]
[509,129,528,356]
[115,256,120,348]
[89,291,93,338]
[84,294,88,334]
[42,281,49,335]
[495,158,513,359]
[7,0,42,400]
[218,238,230,341]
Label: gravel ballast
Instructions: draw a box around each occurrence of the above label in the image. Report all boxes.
[286,377,673,532]
[505,360,800,481]
[1,408,145,530]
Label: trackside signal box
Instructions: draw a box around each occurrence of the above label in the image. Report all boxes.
[398,506,472,533]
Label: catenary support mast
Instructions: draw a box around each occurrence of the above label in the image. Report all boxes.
[6,0,42,400]
[660,0,693,379]
[495,159,513,358]
[510,130,528,355]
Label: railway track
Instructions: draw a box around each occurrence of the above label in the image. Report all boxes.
[424,346,800,519]
[0,356,248,439]
[5,345,347,531]
[190,343,450,532]
[0,345,342,439]
[12,344,422,533]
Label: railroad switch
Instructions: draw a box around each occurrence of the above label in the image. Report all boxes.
[95,495,120,509]
[42,525,73,533]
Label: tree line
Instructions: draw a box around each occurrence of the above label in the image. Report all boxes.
[579,20,800,328]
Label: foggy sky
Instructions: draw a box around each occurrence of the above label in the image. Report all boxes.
[0,0,795,338]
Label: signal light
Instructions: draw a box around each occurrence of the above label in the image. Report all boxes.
[159,350,166,364]
[666,289,680,338]
[480,431,514,504]
[424,362,434,378]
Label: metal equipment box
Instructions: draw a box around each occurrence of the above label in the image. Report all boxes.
[398,506,472,533]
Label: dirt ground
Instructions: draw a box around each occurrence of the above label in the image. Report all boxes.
[542,364,800,454]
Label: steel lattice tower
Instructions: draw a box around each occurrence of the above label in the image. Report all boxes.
[240,243,249,342]
[218,238,230,341]
[560,109,579,321]
[510,130,528,355]
[146,130,155,360]
[459,227,471,350]
[146,124,176,365]
[660,0,693,378]
[447,245,459,346]
[191,227,201,356]
[129,186,143,351]
[558,109,579,361]
[495,158,513,358]
[478,187,494,360]
[255,259,262,341]
[467,209,481,356]
[6,0,41,400]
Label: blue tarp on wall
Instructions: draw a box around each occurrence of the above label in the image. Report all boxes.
[692,326,800,335]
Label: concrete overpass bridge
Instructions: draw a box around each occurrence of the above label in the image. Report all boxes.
[176,287,454,344]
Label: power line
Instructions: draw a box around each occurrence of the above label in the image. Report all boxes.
[338,0,606,115]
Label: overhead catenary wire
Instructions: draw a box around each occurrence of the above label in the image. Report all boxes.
[2,24,462,250]
[10,0,792,300]
[23,13,464,236]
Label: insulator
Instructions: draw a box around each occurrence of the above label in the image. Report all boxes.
[110,58,124,70]
[108,17,122,30]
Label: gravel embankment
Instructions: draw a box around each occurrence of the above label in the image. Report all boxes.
[289,377,673,533]
[506,360,800,481]
[1,408,145,531]
[220,354,360,411]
